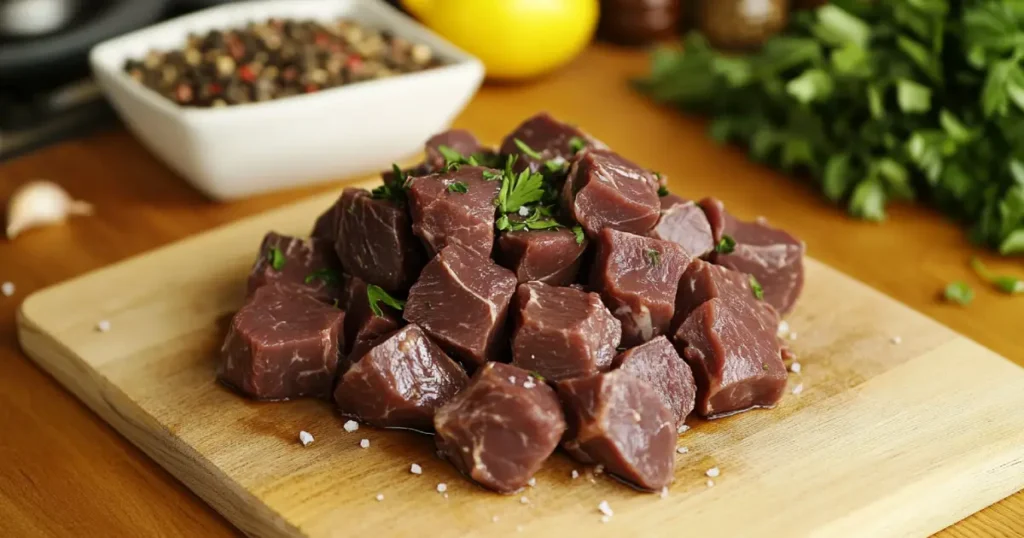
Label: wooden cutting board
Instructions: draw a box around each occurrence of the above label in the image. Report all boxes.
[16,181,1024,538]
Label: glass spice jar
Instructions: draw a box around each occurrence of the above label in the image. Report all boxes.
[597,0,682,47]
[696,0,790,51]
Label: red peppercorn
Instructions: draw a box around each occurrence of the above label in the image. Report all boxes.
[207,82,223,95]
[304,83,319,93]
[175,84,193,103]
[239,64,256,83]
[227,38,246,61]
[314,32,330,47]
[282,67,298,81]
[345,55,363,70]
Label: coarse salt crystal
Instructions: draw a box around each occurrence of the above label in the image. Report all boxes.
[508,376,516,384]
[789,332,798,341]
[523,379,536,389]
[660,487,669,499]
[706,467,720,478]
[516,526,524,532]
[518,206,531,217]
[891,336,902,345]
[777,320,789,337]
[790,362,802,374]
[410,463,422,475]
[96,320,111,333]
[375,493,384,501]
[437,483,447,493]
[359,439,370,448]
[601,515,611,524]
[519,496,529,504]
[527,477,536,487]
[492,515,500,523]
[792,383,804,395]
[1,282,14,297]
[677,424,690,434]
[676,446,689,454]
[706,479,715,487]
[298,431,314,446]
[571,469,579,479]
[443,493,449,499]
[598,500,613,516]
[343,420,359,432]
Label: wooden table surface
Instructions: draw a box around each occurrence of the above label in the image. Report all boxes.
[0,45,1021,538]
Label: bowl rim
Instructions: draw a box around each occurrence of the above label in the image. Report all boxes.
[88,0,484,121]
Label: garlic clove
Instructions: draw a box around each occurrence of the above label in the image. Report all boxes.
[5,180,94,239]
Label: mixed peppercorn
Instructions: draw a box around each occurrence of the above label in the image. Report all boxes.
[123,18,443,108]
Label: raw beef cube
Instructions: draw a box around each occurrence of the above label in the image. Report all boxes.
[335,188,426,293]
[381,162,432,188]
[612,336,696,429]
[500,112,604,172]
[434,363,565,493]
[563,149,661,238]
[404,245,518,367]
[591,228,692,346]
[511,281,621,381]
[408,166,501,259]
[424,129,485,170]
[496,228,588,286]
[334,324,468,432]
[673,259,763,329]
[218,283,345,401]
[247,232,342,302]
[341,278,402,372]
[556,370,675,490]
[650,194,715,259]
[673,284,787,418]
[700,198,805,315]
[311,198,341,242]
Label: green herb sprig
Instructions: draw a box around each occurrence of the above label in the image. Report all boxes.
[749,275,764,300]
[716,235,737,254]
[304,268,340,286]
[372,164,411,203]
[970,257,1024,294]
[267,247,285,271]
[367,284,405,317]
[944,281,975,305]
[645,248,661,266]
[447,182,469,194]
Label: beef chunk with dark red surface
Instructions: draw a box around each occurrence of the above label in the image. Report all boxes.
[335,188,426,293]
[500,112,604,173]
[218,283,345,401]
[334,324,468,432]
[510,281,621,381]
[341,277,402,372]
[591,228,692,347]
[496,228,588,286]
[408,165,501,259]
[673,259,787,418]
[563,149,661,238]
[613,336,696,429]
[424,129,486,170]
[435,363,565,493]
[247,232,342,301]
[404,245,518,367]
[311,199,340,243]
[557,370,676,491]
[700,197,805,315]
[650,194,715,259]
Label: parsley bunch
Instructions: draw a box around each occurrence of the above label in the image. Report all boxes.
[637,0,1024,256]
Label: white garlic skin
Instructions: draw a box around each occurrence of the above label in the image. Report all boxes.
[5,180,93,239]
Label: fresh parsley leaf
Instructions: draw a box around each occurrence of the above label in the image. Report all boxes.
[645,248,661,266]
[514,138,544,160]
[482,169,501,181]
[970,257,1024,294]
[267,247,285,271]
[437,145,464,166]
[657,185,670,197]
[572,225,585,244]
[496,214,511,231]
[447,182,469,194]
[496,163,547,214]
[749,275,764,300]
[545,159,568,173]
[944,281,975,305]
[367,284,405,317]
[391,164,407,186]
[568,136,586,154]
[371,174,408,203]
[716,235,736,254]
[530,371,547,382]
[304,268,340,286]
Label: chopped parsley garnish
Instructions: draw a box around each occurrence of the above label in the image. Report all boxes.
[529,371,547,382]
[482,169,501,181]
[572,225,585,245]
[645,248,661,266]
[970,257,1023,294]
[545,159,568,173]
[493,155,566,233]
[371,165,411,203]
[304,268,340,286]
[367,284,405,317]
[944,281,975,305]
[390,163,407,186]
[496,156,547,214]
[514,138,544,160]
[447,182,469,194]
[568,136,586,154]
[496,205,562,232]
[657,185,670,197]
[716,235,737,254]
[437,145,464,166]
[749,275,764,300]
[267,247,285,271]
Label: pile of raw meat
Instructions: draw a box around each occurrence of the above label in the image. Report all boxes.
[219,113,805,493]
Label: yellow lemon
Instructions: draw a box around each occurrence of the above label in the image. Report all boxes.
[403,0,599,81]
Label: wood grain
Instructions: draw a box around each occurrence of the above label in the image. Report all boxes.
[0,44,1022,537]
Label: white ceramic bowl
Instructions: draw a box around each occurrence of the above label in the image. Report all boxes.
[89,0,484,200]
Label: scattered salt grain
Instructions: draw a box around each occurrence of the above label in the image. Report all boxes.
[443,493,449,499]
[298,431,314,447]
[676,446,689,454]
[523,379,536,389]
[437,483,447,493]
[677,424,690,434]
[508,376,516,384]
[571,469,579,480]
[96,320,111,333]
[777,320,789,337]
[660,487,669,499]
[789,332,798,341]
[516,525,524,532]
[1,282,14,297]
[410,463,422,475]
[601,515,611,524]
[520,496,530,504]
[789,362,802,374]
[359,438,370,448]
[375,493,384,502]
[706,479,715,487]
[598,500,613,517]
[891,336,902,345]
[594,464,604,474]
[527,477,536,487]
[492,515,500,523]
[706,467,720,478]
[792,383,804,395]
[343,420,359,432]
